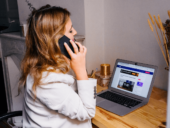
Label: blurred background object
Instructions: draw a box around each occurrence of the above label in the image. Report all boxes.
[0,0,20,33]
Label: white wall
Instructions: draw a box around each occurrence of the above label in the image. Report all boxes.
[17,0,85,35]
[16,0,170,90]
[103,0,170,90]
[84,0,105,74]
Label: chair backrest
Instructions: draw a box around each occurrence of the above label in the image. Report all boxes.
[0,33,25,127]
[7,56,23,127]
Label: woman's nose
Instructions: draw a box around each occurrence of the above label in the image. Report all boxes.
[73,28,77,35]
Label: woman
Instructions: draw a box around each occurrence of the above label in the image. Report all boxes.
[19,4,97,128]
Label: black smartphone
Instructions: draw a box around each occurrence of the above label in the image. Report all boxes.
[58,35,78,59]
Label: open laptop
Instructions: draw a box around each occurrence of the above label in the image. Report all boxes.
[96,59,158,116]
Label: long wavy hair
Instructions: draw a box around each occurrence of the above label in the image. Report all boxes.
[18,5,71,96]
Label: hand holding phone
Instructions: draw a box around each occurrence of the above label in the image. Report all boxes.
[63,39,88,80]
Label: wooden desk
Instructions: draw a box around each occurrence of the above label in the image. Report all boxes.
[92,85,167,128]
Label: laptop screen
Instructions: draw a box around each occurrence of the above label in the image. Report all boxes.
[111,62,155,98]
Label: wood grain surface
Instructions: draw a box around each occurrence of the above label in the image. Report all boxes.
[92,85,167,128]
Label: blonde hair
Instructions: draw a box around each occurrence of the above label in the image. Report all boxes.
[18,5,71,96]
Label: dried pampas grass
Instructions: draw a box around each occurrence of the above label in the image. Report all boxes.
[148,12,170,69]
[168,10,170,18]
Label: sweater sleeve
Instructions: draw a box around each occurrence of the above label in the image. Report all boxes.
[36,78,97,121]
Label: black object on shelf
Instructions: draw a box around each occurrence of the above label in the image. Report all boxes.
[0,21,20,34]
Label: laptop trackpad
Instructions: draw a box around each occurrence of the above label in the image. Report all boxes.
[97,100,118,109]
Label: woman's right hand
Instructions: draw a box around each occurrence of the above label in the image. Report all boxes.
[64,40,88,80]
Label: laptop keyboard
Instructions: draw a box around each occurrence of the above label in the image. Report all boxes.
[98,91,141,108]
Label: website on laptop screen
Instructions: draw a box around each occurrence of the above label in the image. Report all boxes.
[111,62,155,98]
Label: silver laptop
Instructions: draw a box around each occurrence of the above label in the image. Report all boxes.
[96,59,158,116]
